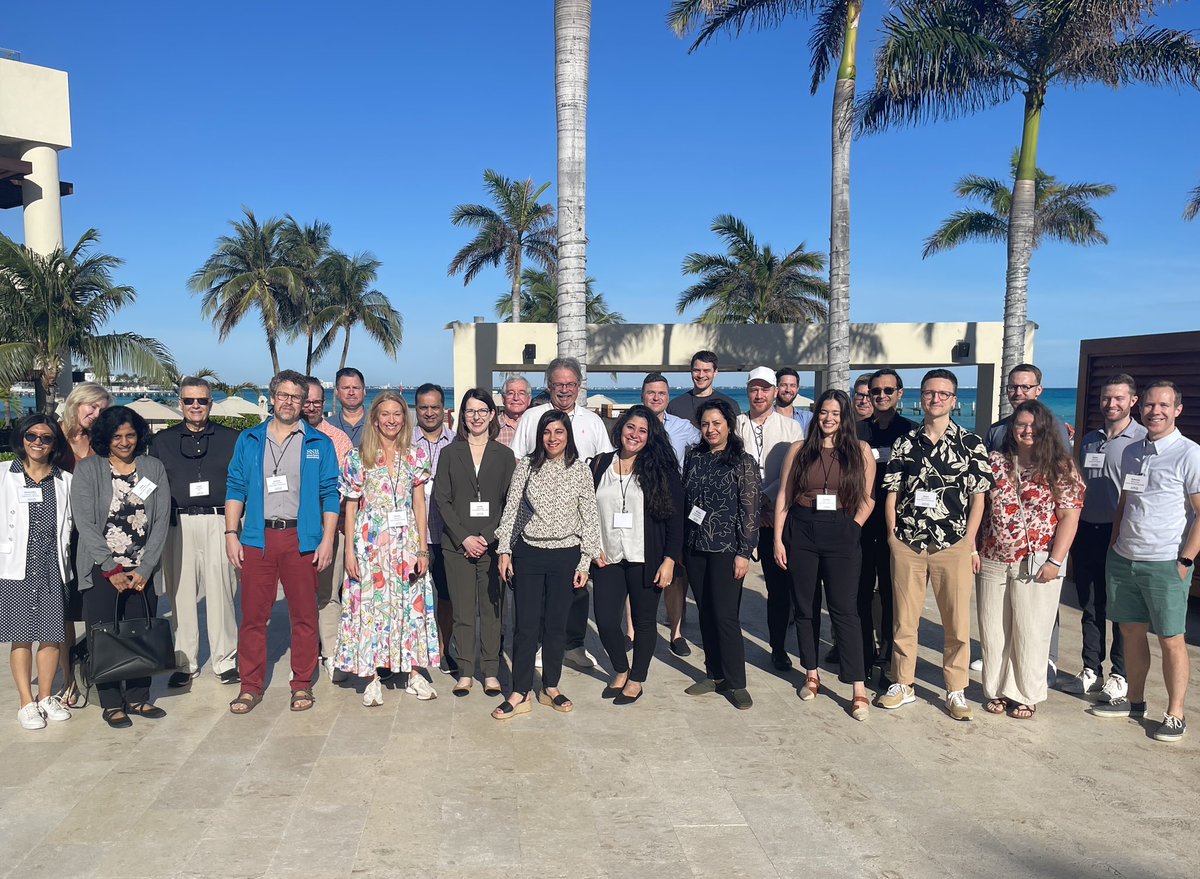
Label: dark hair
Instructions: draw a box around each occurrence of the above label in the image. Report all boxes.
[335,367,365,386]
[1009,363,1042,384]
[1144,379,1182,407]
[690,350,718,370]
[415,382,445,405]
[269,369,308,397]
[455,388,499,441]
[789,390,868,514]
[11,413,70,469]
[608,405,677,519]
[921,368,959,393]
[642,372,669,388]
[776,367,799,382]
[1001,400,1076,501]
[692,398,744,466]
[1102,373,1137,396]
[870,368,903,390]
[178,376,212,394]
[90,406,151,458]
[854,373,873,389]
[529,409,579,471]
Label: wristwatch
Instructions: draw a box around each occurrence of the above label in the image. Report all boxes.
[1179,556,1195,568]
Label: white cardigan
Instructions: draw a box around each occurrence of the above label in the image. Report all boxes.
[0,463,74,583]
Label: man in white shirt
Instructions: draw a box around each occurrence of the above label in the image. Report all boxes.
[736,367,803,670]
[1091,381,1200,742]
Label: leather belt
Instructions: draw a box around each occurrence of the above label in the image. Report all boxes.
[180,505,224,516]
[265,518,299,530]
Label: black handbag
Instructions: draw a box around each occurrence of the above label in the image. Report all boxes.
[87,590,175,685]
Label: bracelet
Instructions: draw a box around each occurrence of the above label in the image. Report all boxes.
[415,551,429,559]
[101,565,125,580]
[224,529,239,535]
[1047,558,1063,567]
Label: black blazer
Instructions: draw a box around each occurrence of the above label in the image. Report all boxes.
[434,439,517,551]
[589,451,685,589]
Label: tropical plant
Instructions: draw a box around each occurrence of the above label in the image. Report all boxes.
[313,250,403,371]
[669,0,866,390]
[1185,184,1200,221]
[189,208,303,375]
[924,151,1115,258]
[677,214,830,324]
[0,229,176,414]
[859,0,1200,414]
[495,269,624,324]
[448,170,557,324]
[190,366,260,397]
[281,216,333,373]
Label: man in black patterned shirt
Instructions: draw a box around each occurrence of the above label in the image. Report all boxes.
[877,369,993,720]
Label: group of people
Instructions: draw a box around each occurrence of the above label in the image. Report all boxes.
[2,353,1195,742]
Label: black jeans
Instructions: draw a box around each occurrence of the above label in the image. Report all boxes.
[564,583,591,651]
[83,567,159,710]
[686,549,746,689]
[785,507,867,684]
[511,543,579,694]
[1070,521,1124,677]
[592,561,661,683]
[858,511,895,668]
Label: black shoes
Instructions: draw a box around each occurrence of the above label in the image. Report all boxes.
[771,651,793,672]
[219,669,241,685]
[669,638,691,657]
[685,679,721,696]
[439,655,460,676]
[614,688,643,706]
[167,672,194,688]
[730,688,753,710]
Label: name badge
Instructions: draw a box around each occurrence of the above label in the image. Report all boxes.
[915,490,938,509]
[189,480,210,497]
[1083,452,1105,470]
[266,475,289,494]
[612,511,635,529]
[815,493,837,511]
[874,447,892,464]
[18,487,42,503]
[388,509,409,529]
[469,501,490,518]
[131,478,157,500]
[688,505,707,525]
[1122,473,1148,493]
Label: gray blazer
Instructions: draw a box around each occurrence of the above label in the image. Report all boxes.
[433,439,516,551]
[70,453,171,587]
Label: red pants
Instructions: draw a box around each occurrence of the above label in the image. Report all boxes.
[238,528,319,695]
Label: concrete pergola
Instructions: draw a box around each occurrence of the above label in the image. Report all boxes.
[446,320,1035,430]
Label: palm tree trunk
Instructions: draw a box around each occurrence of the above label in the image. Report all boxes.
[826,0,859,393]
[1001,92,1042,418]
[339,325,352,371]
[510,242,524,324]
[306,329,315,374]
[268,337,281,376]
[555,0,591,401]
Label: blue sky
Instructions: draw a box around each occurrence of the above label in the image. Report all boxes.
[3,1,1198,388]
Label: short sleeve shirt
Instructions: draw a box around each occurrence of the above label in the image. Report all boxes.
[981,452,1084,564]
[1078,420,1147,524]
[1113,430,1200,561]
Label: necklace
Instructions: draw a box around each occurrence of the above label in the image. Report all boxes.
[467,437,489,447]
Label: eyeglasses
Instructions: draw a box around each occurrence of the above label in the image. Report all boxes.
[869,387,898,397]
[301,400,323,408]
[23,432,54,446]
[549,382,579,392]
[503,390,530,398]
[853,392,871,401]
[921,390,955,401]
[1007,384,1038,393]
[273,392,304,403]
[463,408,491,419]
[181,397,211,406]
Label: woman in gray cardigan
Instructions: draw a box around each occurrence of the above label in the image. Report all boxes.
[70,406,171,728]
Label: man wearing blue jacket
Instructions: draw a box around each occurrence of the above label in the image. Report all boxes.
[224,370,340,714]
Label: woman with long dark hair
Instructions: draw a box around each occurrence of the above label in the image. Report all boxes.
[681,398,761,710]
[494,409,601,719]
[978,400,1083,720]
[589,405,685,704]
[774,389,876,721]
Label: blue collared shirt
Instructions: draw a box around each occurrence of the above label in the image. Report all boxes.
[662,412,699,473]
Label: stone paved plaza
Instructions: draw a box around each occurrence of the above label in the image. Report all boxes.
[1,571,1197,879]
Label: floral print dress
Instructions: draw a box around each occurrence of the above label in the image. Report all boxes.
[334,446,441,675]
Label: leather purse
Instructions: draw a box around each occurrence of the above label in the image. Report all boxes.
[87,590,175,685]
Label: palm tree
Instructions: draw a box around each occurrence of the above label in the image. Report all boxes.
[556,0,591,395]
[281,216,333,373]
[448,170,557,324]
[495,268,624,324]
[1185,185,1200,221]
[0,229,176,414]
[669,0,866,390]
[190,367,260,397]
[859,0,1200,415]
[924,151,1115,258]
[313,250,403,371]
[189,208,303,375]
[677,214,830,324]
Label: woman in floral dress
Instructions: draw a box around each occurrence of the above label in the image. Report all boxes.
[334,391,440,707]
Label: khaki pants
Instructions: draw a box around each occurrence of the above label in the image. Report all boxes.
[889,535,973,693]
[316,531,344,658]
[163,515,239,675]
[977,559,1062,706]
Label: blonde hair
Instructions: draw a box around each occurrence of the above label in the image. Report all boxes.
[61,381,114,437]
[360,391,412,468]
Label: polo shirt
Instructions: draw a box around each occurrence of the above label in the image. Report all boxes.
[661,412,700,472]
[509,402,614,462]
[1078,419,1148,524]
[985,412,1071,453]
[328,408,366,449]
[263,425,304,519]
[1113,429,1200,561]
[667,389,741,426]
[148,420,240,511]
[413,425,455,544]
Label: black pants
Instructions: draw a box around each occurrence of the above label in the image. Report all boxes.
[564,582,590,651]
[686,549,746,689]
[592,561,661,683]
[444,545,504,678]
[511,543,579,694]
[785,507,866,684]
[83,567,159,710]
[858,511,895,669]
[1070,521,1124,677]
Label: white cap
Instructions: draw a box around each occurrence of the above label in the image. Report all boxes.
[747,366,776,387]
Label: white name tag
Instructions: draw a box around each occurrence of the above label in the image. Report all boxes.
[874,447,892,464]
[18,487,42,503]
[815,493,837,511]
[1083,452,1105,470]
[131,477,157,500]
[688,505,707,525]
[388,509,409,529]
[0,540,12,554]
[1122,473,1148,493]
[189,480,210,497]
[612,511,635,529]
[266,474,289,493]
[915,490,938,509]
[469,501,490,518]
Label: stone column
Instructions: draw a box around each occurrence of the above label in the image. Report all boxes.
[20,142,71,397]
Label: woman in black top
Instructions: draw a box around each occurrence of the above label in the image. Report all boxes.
[681,398,761,710]
[590,406,685,704]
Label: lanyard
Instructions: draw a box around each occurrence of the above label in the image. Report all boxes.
[381,449,403,510]
[614,458,634,513]
[267,430,299,476]
[818,447,836,493]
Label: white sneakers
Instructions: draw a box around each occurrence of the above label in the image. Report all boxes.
[362,678,384,708]
[38,695,71,722]
[18,702,46,730]
[1100,674,1128,702]
[969,658,983,672]
[946,689,973,721]
[406,673,437,701]
[1066,668,1100,695]
[18,696,71,730]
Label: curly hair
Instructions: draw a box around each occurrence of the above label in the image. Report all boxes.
[1000,400,1076,501]
[789,390,868,514]
[608,405,677,520]
[90,406,151,458]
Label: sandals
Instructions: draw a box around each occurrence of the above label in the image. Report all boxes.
[851,695,870,721]
[985,698,1009,715]
[799,674,820,702]
[102,707,132,729]
[453,678,474,697]
[126,702,166,719]
[538,690,574,713]
[483,679,502,697]
[290,689,315,712]
[491,696,532,720]
[229,692,263,715]
[1008,703,1035,720]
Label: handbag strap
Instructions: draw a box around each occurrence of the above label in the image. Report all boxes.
[112,586,154,621]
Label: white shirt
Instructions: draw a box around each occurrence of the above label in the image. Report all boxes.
[1114,429,1200,561]
[735,410,803,504]
[510,402,614,462]
[595,460,645,564]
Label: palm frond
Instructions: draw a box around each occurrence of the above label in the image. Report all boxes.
[923,209,1008,257]
[1184,184,1200,221]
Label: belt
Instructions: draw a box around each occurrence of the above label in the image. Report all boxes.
[265,518,299,530]
[180,505,224,516]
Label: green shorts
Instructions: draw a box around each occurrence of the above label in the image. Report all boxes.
[1106,550,1190,637]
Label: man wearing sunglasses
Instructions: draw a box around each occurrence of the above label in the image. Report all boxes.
[149,377,242,688]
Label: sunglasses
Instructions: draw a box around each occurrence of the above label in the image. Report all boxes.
[24,431,55,446]
[869,387,898,397]
[181,397,211,406]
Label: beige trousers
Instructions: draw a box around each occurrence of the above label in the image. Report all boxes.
[977,558,1061,706]
[162,515,239,675]
[316,531,344,659]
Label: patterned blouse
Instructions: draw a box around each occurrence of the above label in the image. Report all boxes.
[496,456,602,574]
[883,420,994,552]
[682,448,761,557]
[981,452,1085,564]
[105,469,148,568]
